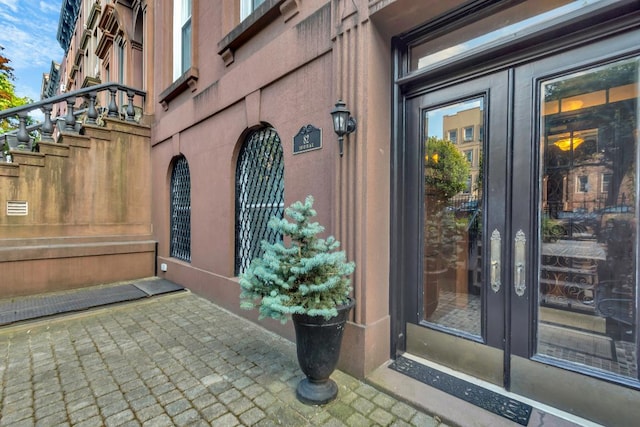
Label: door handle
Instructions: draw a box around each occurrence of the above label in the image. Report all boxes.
[514,229,526,297]
[490,229,501,293]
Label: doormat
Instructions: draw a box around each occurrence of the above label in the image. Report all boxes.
[0,278,185,326]
[389,356,532,426]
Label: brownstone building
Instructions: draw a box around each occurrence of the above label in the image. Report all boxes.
[3,0,640,425]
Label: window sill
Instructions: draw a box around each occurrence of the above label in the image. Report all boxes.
[217,0,292,66]
[159,67,199,110]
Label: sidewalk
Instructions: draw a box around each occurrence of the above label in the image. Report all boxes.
[0,286,445,427]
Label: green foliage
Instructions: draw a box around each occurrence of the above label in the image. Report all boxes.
[424,136,469,201]
[542,216,564,242]
[239,196,355,323]
[0,46,33,132]
[423,137,469,270]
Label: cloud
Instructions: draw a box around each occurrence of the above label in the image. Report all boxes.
[0,0,19,13]
[0,0,63,99]
[39,1,59,14]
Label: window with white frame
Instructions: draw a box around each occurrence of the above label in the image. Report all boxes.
[173,0,192,80]
[464,149,473,165]
[447,129,457,144]
[241,0,266,21]
[463,126,474,141]
[576,175,589,193]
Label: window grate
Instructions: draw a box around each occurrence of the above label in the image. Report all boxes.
[170,155,191,262]
[235,127,284,275]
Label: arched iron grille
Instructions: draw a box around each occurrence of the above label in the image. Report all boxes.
[170,155,191,262]
[235,128,285,275]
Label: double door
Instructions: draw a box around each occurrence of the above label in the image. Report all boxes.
[399,28,639,424]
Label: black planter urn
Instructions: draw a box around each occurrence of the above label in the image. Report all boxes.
[291,298,355,405]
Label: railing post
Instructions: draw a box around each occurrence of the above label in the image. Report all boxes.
[41,104,54,142]
[108,87,119,118]
[86,91,98,124]
[16,112,31,149]
[126,90,136,122]
[65,97,77,131]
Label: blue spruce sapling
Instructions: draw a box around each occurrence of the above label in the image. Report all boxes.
[239,196,355,323]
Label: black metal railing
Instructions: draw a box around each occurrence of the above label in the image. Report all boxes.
[1,82,146,161]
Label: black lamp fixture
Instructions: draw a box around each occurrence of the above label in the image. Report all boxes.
[330,99,357,157]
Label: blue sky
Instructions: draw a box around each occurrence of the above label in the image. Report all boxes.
[0,0,64,102]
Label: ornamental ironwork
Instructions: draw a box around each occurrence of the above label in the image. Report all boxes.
[235,127,285,275]
[170,155,191,262]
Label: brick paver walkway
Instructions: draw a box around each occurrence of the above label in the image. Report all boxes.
[0,291,445,426]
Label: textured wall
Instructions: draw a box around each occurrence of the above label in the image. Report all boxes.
[0,119,155,298]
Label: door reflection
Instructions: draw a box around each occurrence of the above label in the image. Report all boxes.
[423,99,484,337]
[539,58,638,379]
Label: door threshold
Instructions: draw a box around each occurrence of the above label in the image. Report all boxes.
[366,353,602,427]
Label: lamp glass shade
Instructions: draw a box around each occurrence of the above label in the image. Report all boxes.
[331,100,350,136]
[333,113,348,135]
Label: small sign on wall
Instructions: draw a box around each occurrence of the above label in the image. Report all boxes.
[293,125,322,154]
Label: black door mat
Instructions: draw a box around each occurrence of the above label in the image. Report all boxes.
[0,278,185,326]
[389,356,532,426]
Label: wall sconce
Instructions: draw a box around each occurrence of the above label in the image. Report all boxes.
[330,99,357,157]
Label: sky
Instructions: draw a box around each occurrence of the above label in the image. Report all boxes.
[0,0,64,102]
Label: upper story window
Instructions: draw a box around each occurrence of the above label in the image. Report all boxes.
[463,126,474,142]
[464,150,473,165]
[173,0,192,80]
[447,129,457,144]
[241,0,266,21]
[576,175,589,193]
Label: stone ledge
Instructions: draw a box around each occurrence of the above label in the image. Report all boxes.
[38,142,70,157]
[58,131,92,148]
[0,239,157,262]
[159,67,199,110]
[9,151,45,167]
[0,162,19,177]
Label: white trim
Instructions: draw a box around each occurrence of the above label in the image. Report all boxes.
[240,0,266,21]
[172,0,192,81]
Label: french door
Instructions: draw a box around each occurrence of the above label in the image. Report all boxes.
[398,27,640,424]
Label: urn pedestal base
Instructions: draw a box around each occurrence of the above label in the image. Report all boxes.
[296,378,339,405]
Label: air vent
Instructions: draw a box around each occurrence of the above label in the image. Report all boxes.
[7,201,28,216]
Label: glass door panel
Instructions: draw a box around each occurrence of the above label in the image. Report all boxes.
[423,99,484,338]
[404,71,507,384]
[538,58,639,379]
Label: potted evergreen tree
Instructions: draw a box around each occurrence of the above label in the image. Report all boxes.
[239,196,355,405]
